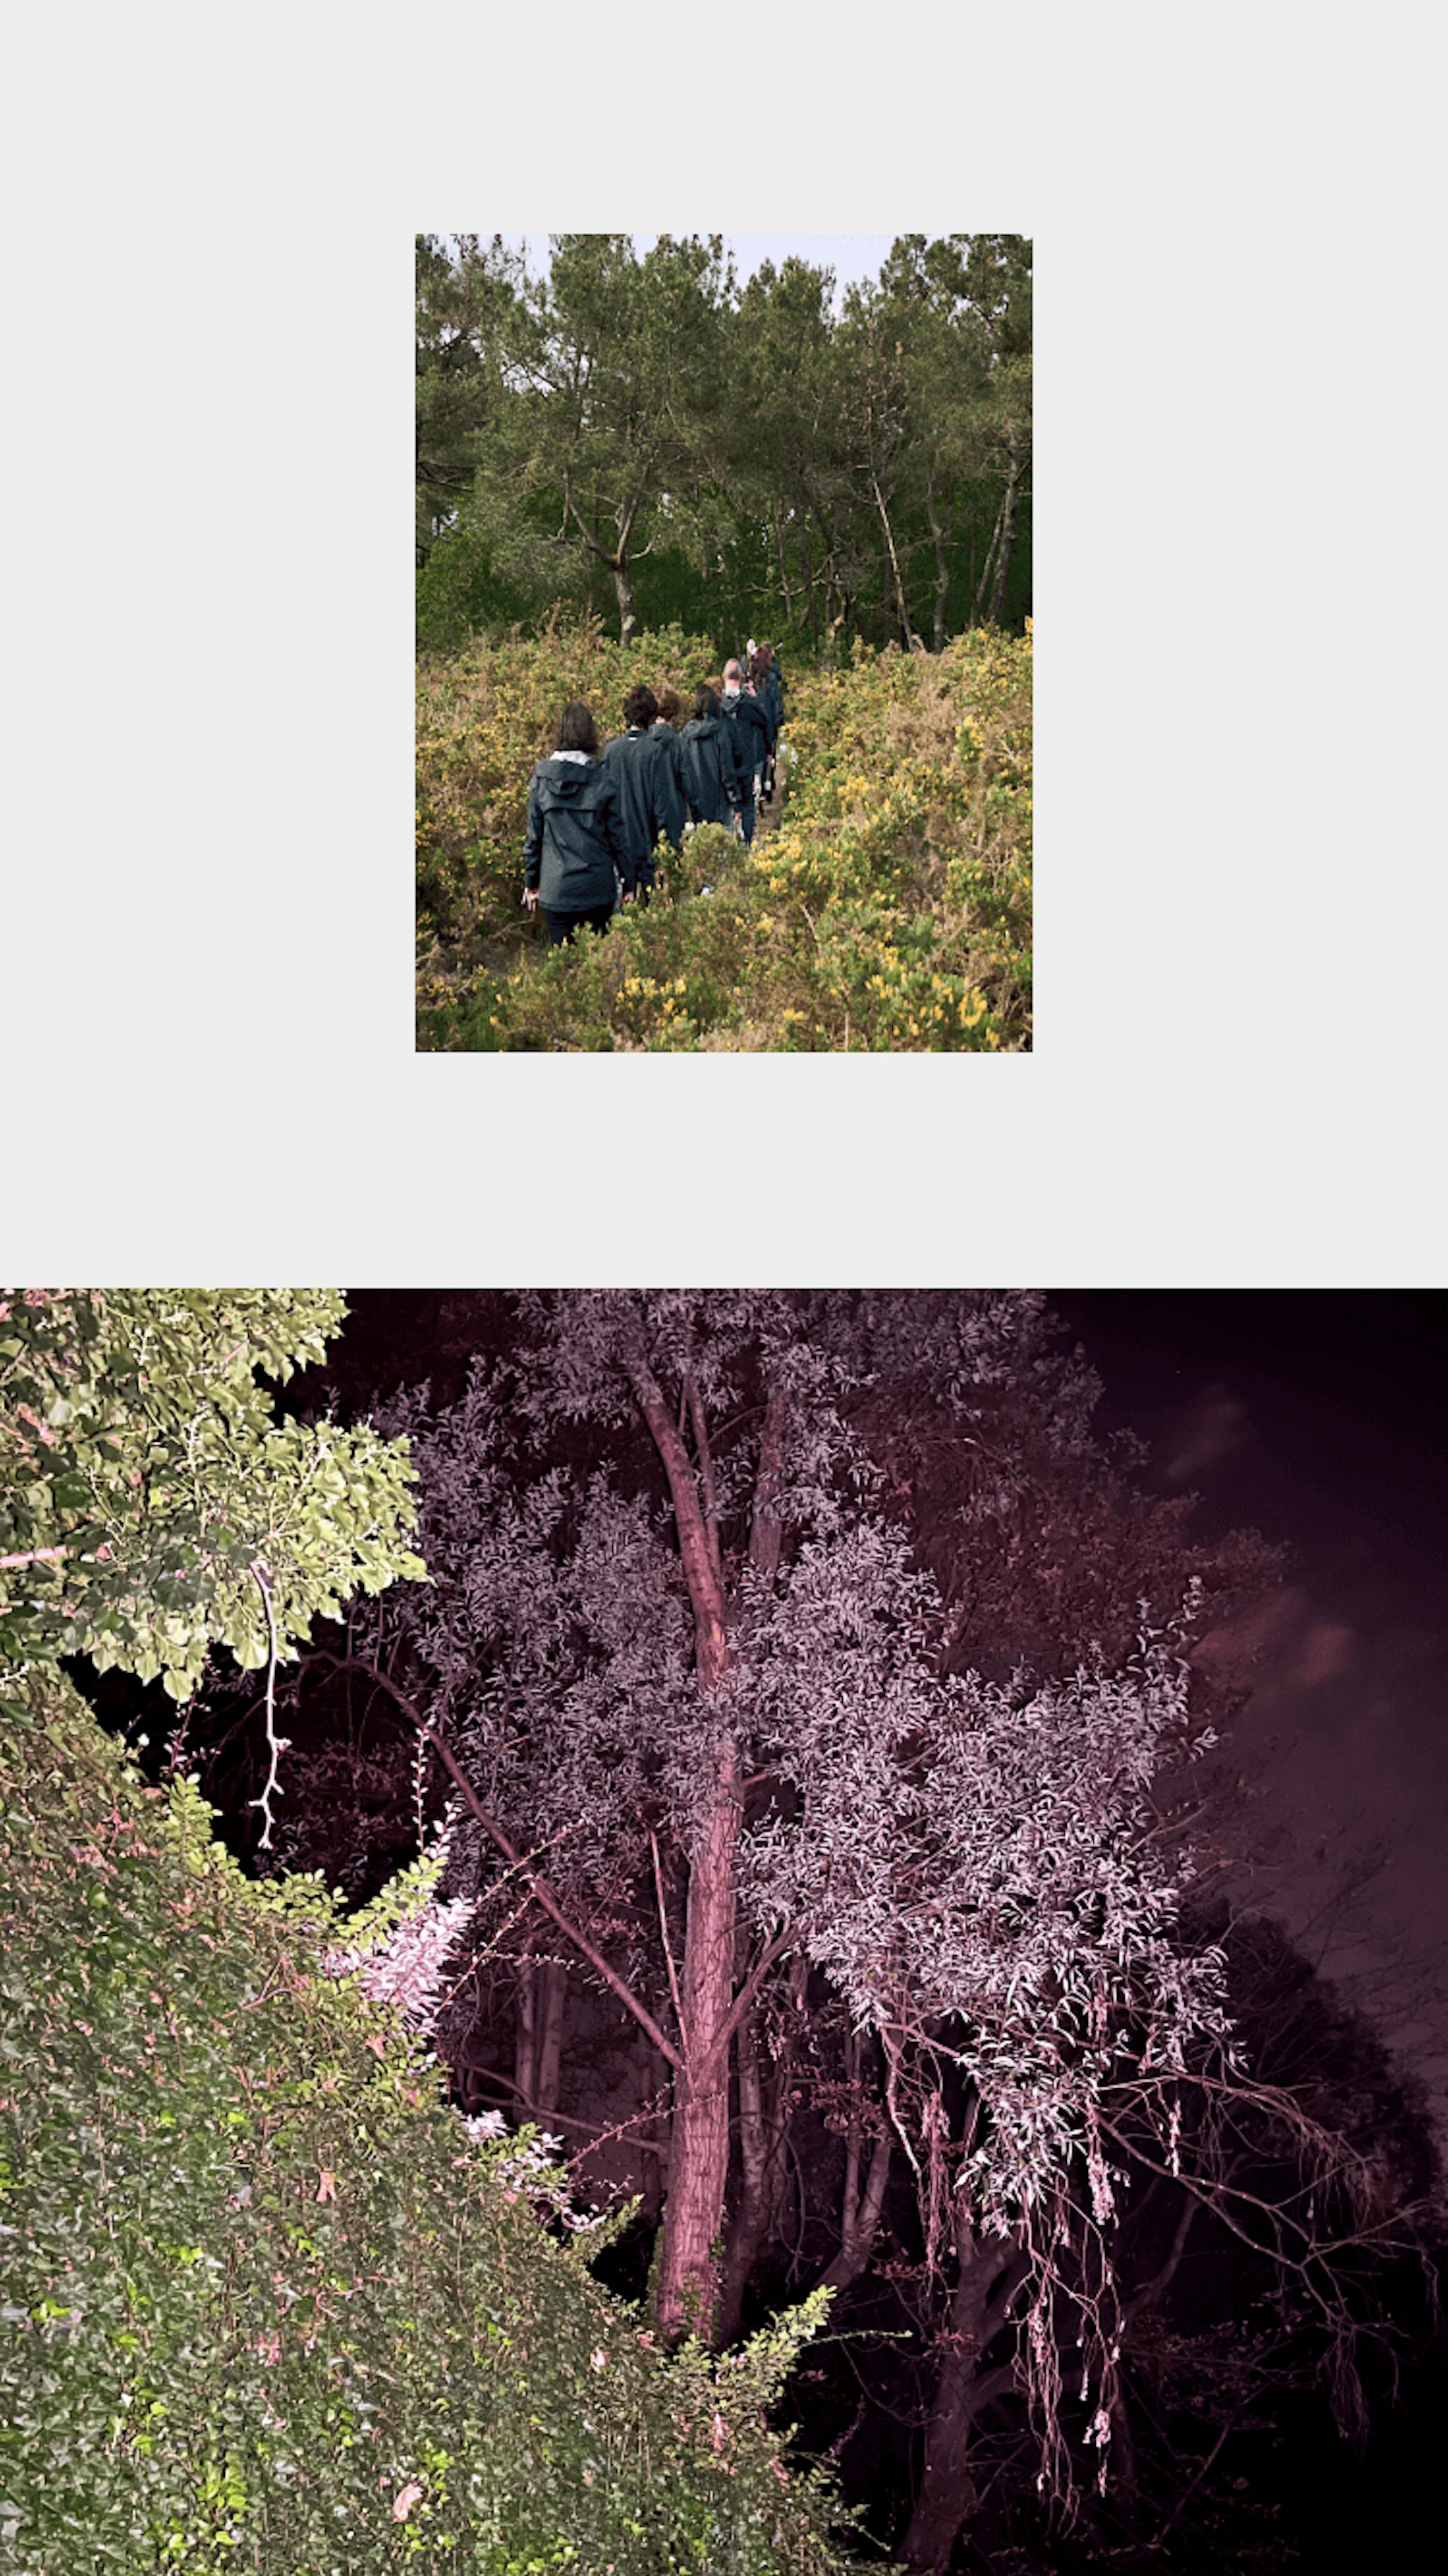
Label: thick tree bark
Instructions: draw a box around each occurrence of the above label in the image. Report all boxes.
[656,1744,740,2338]
[901,2210,1024,2574]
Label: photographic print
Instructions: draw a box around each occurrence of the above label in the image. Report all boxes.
[4,1290,1442,2572]
[415,235,1032,1052]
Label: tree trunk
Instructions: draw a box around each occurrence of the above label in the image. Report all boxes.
[513,1955,565,2119]
[988,445,1024,627]
[820,2116,892,2296]
[818,2032,892,2295]
[613,556,637,647]
[514,1955,537,2112]
[972,491,1005,626]
[901,2213,1023,2574]
[533,1960,565,2118]
[797,525,821,653]
[872,472,917,651]
[773,506,796,628]
[716,2007,790,2345]
[636,2035,671,2230]
[621,1331,737,2344]
[926,473,950,653]
[655,1744,740,2340]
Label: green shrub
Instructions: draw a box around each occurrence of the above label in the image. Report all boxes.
[0,1671,865,2575]
[415,617,718,964]
[416,624,1031,1052]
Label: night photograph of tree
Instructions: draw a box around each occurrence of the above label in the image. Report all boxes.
[3,1288,1443,2573]
[414,234,1032,1052]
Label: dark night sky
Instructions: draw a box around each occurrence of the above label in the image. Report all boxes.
[1053,1290,1448,2126]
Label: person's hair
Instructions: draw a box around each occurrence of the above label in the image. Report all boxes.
[655,684,682,726]
[754,643,773,672]
[723,658,742,686]
[691,684,719,722]
[624,684,658,730]
[554,700,599,754]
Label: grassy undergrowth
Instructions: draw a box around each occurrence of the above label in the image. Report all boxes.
[416,622,1031,1052]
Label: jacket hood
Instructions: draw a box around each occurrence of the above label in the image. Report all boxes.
[536,755,595,799]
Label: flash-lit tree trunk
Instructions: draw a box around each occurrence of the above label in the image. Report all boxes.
[901,2203,1025,2574]
[621,1333,736,2341]
[515,1953,566,2120]
[819,2031,893,2295]
[716,2004,792,2346]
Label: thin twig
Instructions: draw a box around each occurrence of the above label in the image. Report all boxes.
[248,1561,288,1851]
[315,1653,683,2071]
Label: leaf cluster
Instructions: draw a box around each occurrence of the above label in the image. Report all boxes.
[0,1291,425,1695]
[0,1670,870,2574]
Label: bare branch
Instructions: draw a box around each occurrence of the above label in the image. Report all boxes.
[316,1654,683,2071]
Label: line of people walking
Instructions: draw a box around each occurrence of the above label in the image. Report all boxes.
[522,646,786,946]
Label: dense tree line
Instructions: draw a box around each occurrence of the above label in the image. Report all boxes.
[416,234,1032,655]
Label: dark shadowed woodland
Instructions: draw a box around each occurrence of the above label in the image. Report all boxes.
[3,1291,1444,2574]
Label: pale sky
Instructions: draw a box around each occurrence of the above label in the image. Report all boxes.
[497,234,903,309]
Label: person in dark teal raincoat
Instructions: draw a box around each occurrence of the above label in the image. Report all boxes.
[720,658,771,844]
[522,701,629,943]
[646,685,689,853]
[677,686,744,827]
[602,686,667,902]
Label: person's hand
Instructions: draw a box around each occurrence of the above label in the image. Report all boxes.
[620,888,634,905]
[522,886,539,912]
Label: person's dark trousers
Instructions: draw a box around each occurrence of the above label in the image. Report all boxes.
[631,861,656,907]
[545,904,613,946]
[737,792,757,846]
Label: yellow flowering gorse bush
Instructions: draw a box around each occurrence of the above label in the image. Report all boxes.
[417,622,1031,1051]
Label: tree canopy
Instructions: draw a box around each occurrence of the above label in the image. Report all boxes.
[415,235,1032,655]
